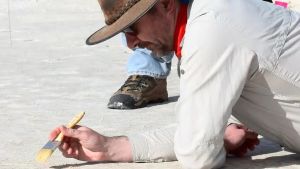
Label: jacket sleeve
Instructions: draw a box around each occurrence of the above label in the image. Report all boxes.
[127,124,177,162]
[174,12,256,169]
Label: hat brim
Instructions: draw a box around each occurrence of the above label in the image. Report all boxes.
[86,0,159,45]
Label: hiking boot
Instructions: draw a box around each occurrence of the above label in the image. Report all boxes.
[107,75,168,109]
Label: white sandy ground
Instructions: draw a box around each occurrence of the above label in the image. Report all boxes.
[1,0,300,169]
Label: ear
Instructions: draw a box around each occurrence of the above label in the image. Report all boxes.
[160,0,176,13]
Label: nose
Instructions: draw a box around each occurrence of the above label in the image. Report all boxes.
[124,32,141,49]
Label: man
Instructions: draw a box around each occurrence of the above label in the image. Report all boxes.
[108,0,274,110]
[51,0,300,168]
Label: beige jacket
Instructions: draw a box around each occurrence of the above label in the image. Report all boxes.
[129,0,300,168]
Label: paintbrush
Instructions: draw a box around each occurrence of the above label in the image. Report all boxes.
[35,112,85,163]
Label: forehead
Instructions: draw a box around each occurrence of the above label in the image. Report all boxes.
[101,0,118,9]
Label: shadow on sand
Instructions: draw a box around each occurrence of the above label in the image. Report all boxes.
[224,138,300,169]
[225,153,300,169]
[50,161,114,169]
[147,95,179,108]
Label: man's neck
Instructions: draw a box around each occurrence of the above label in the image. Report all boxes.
[172,0,189,58]
[170,0,182,47]
[174,0,181,26]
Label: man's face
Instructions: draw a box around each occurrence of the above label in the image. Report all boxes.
[124,2,175,57]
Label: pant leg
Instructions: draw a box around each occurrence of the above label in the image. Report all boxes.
[121,33,172,79]
[127,48,172,79]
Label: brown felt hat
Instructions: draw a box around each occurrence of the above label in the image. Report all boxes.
[86,0,159,45]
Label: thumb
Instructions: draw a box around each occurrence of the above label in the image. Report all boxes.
[60,126,83,139]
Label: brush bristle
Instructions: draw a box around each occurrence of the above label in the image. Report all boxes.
[36,149,54,163]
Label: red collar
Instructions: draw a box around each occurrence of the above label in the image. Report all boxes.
[275,1,288,8]
[173,4,188,59]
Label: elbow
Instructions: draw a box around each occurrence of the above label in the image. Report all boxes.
[174,135,226,169]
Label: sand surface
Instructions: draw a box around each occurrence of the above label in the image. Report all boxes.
[1,0,300,168]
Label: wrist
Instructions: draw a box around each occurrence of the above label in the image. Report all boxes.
[105,136,133,162]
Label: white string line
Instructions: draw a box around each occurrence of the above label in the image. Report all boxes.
[8,0,12,47]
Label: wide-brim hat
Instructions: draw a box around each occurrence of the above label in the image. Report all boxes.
[86,0,159,45]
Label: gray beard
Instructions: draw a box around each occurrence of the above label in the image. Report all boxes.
[150,50,174,59]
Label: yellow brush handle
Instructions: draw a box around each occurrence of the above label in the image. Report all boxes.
[55,112,85,142]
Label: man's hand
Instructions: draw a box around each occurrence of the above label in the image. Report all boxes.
[49,125,133,162]
[224,123,260,157]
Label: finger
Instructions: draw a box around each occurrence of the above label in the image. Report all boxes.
[248,144,256,151]
[246,137,260,146]
[49,126,63,141]
[58,145,64,152]
[245,139,259,151]
[236,146,248,157]
[60,146,74,158]
[228,147,243,157]
[62,150,74,158]
[255,138,260,145]
[67,146,73,155]
[61,142,70,151]
[61,147,77,159]
[69,142,79,155]
[61,144,76,157]
[245,140,255,151]
[60,126,84,140]
[70,141,79,149]
[62,147,78,159]
[232,150,245,157]
[72,125,82,130]
[245,131,258,139]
